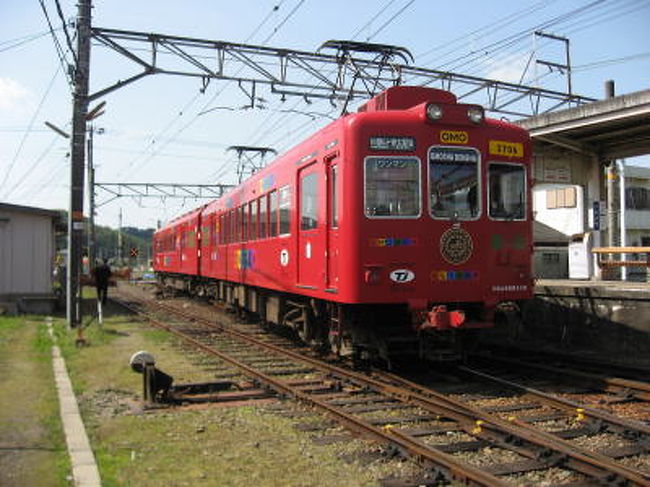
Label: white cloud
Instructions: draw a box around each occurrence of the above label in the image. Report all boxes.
[483,53,531,84]
[0,78,30,110]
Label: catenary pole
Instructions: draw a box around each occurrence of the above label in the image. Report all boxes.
[68,0,92,327]
[88,126,96,266]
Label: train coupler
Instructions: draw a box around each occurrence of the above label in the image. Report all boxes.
[417,305,466,331]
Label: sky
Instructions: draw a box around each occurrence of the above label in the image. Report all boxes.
[1,0,649,230]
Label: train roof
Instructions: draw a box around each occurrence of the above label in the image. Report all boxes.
[155,205,204,235]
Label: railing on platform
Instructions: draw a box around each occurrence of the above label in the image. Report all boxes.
[592,247,650,277]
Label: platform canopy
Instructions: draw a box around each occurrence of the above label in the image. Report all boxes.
[518,89,650,160]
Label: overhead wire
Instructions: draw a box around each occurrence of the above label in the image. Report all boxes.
[5,134,61,200]
[365,0,416,41]
[37,0,72,85]
[118,0,304,182]
[181,0,310,183]
[415,0,558,66]
[573,51,650,72]
[53,0,77,65]
[450,0,647,107]
[553,0,650,39]
[350,0,400,39]
[432,0,608,76]
[28,157,70,202]
[0,29,57,53]
[410,0,605,82]
[244,0,417,155]
[0,65,62,199]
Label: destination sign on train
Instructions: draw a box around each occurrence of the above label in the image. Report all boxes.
[369,136,415,151]
[429,147,479,163]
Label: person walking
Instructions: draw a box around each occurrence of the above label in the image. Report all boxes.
[93,258,112,305]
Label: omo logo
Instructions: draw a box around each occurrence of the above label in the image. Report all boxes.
[440,130,469,145]
[389,269,415,283]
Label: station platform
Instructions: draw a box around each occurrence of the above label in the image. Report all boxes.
[536,278,650,295]
[516,279,650,366]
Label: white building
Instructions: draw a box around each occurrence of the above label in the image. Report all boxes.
[621,165,650,247]
[533,164,650,280]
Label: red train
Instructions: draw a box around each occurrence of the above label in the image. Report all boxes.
[153,86,532,362]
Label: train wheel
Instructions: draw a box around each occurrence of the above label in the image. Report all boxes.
[297,310,315,344]
[282,304,315,344]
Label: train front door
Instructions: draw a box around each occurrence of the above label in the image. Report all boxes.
[297,162,325,289]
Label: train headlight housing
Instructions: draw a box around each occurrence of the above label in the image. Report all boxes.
[426,104,443,121]
[467,106,484,124]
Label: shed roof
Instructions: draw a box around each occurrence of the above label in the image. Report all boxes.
[0,202,61,219]
[534,221,570,245]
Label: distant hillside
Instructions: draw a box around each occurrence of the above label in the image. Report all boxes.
[94,225,155,263]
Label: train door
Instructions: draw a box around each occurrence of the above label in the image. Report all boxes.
[297,161,324,289]
[326,155,339,291]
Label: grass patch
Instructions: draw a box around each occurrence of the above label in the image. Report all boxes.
[94,406,385,487]
[0,316,70,486]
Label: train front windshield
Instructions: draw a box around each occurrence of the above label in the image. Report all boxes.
[365,157,421,217]
[488,163,526,220]
[363,148,526,221]
[429,147,480,220]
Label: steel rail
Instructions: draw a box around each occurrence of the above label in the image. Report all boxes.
[472,355,650,402]
[377,366,650,479]
[118,292,650,485]
[458,365,650,437]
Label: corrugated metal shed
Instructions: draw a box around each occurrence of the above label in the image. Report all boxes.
[0,203,61,299]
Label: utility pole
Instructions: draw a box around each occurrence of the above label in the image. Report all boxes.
[87,126,96,266]
[118,207,123,265]
[604,79,620,280]
[67,0,92,327]
[605,80,617,249]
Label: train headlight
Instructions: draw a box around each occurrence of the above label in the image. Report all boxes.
[467,106,484,124]
[426,104,443,121]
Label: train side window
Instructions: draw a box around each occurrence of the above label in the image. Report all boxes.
[488,163,526,220]
[250,200,258,240]
[241,206,248,242]
[188,230,196,248]
[259,195,268,239]
[279,186,291,235]
[229,210,236,243]
[429,147,480,220]
[300,173,318,230]
[365,157,420,218]
[202,224,211,247]
[330,165,338,228]
[269,190,279,237]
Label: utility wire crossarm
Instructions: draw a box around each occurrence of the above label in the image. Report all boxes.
[95,183,234,208]
[89,27,595,117]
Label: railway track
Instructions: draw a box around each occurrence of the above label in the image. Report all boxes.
[468,352,650,405]
[115,286,650,486]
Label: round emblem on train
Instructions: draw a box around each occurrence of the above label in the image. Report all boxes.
[439,227,473,265]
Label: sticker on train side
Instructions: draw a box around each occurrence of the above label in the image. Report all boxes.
[440,130,469,145]
[489,140,524,157]
[389,269,415,283]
